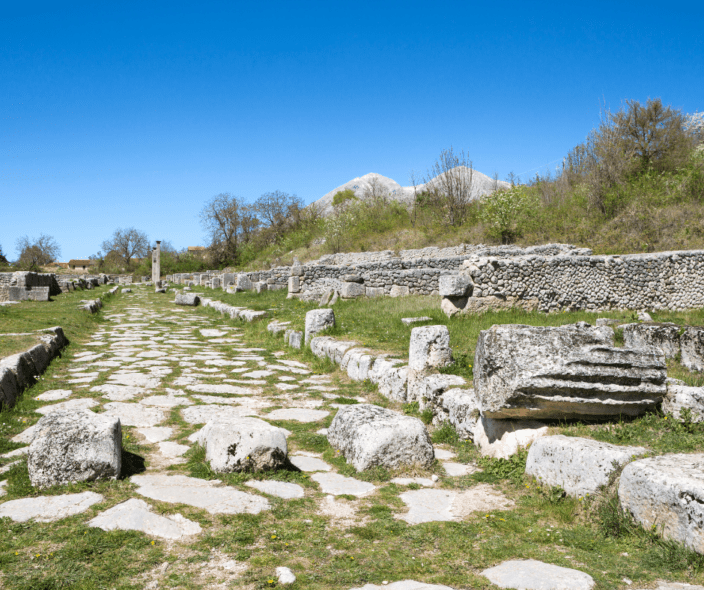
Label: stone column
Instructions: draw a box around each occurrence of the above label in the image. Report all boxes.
[152,241,161,287]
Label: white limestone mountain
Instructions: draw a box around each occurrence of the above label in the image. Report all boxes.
[310,168,510,217]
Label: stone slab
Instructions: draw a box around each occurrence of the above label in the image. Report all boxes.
[266,408,329,422]
[36,398,99,414]
[311,472,376,496]
[35,389,72,401]
[0,491,103,522]
[245,480,305,499]
[481,559,595,590]
[103,402,165,427]
[137,427,174,443]
[289,455,332,472]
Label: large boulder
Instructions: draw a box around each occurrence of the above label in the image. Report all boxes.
[622,322,681,360]
[28,409,121,488]
[327,404,434,471]
[619,454,704,553]
[175,292,200,306]
[662,382,704,422]
[526,435,646,497]
[305,308,335,344]
[190,417,287,473]
[474,322,666,420]
[681,327,704,372]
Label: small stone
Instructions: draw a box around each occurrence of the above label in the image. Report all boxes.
[89,498,201,539]
[276,566,297,585]
[481,559,595,590]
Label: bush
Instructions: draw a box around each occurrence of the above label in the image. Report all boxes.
[479,185,539,244]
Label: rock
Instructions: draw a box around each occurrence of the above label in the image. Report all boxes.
[89,498,202,539]
[622,322,681,359]
[376,364,409,402]
[175,292,200,306]
[409,374,466,410]
[329,290,340,305]
[267,321,290,336]
[438,274,473,297]
[343,274,364,283]
[103,402,165,427]
[311,472,376,496]
[255,281,268,293]
[409,326,453,372]
[276,566,297,585]
[287,276,300,293]
[681,327,704,372]
[137,427,174,443]
[366,287,385,297]
[28,409,121,488]
[343,349,376,381]
[619,454,704,553]
[91,384,145,401]
[187,384,260,395]
[443,462,477,476]
[401,317,432,326]
[481,559,595,590]
[327,404,434,471]
[525,435,646,497]
[340,282,366,299]
[131,473,270,515]
[663,383,704,422]
[389,285,411,298]
[399,485,513,524]
[265,408,329,422]
[289,454,332,472]
[638,311,654,322]
[246,480,304,499]
[288,330,303,349]
[595,318,620,326]
[305,308,335,344]
[473,415,548,459]
[437,388,479,440]
[349,582,454,590]
[319,288,334,306]
[0,366,20,408]
[474,323,666,419]
[35,389,72,401]
[182,405,258,424]
[0,491,104,522]
[191,417,288,472]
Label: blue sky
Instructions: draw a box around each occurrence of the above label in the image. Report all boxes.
[2,0,702,260]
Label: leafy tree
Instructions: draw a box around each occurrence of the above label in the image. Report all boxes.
[0,243,8,266]
[15,234,61,270]
[101,228,150,269]
[332,189,357,208]
[254,190,302,244]
[480,186,538,244]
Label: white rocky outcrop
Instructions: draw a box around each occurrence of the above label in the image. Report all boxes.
[619,454,704,553]
[525,435,646,497]
[327,404,434,471]
[474,322,667,420]
[28,409,121,488]
[190,417,288,473]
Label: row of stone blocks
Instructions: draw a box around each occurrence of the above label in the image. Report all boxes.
[174,291,268,322]
[0,327,67,409]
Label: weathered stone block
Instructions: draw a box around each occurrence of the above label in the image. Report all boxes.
[389,285,410,297]
[175,292,200,306]
[340,282,365,299]
[622,322,681,360]
[438,388,479,440]
[288,276,300,293]
[681,327,704,372]
[304,309,335,344]
[473,415,548,459]
[663,382,704,422]
[438,274,473,297]
[409,325,453,372]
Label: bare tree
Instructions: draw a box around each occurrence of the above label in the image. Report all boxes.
[101,228,150,269]
[362,176,389,204]
[423,147,475,226]
[15,234,61,270]
[200,193,249,265]
[254,190,302,243]
[0,243,8,265]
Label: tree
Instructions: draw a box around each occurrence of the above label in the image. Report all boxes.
[423,147,475,226]
[254,191,303,244]
[200,193,252,265]
[480,186,538,244]
[15,234,61,270]
[0,243,8,265]
[101,228,150,269]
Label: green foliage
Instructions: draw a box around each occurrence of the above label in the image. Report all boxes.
[332,189,357,207]
[475,448,528,486]
[431,422,458,443]
[480,185,539,244]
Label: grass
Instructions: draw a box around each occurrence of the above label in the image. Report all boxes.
[0,334,43,360]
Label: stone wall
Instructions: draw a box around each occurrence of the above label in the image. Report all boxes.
[442,250,704,314]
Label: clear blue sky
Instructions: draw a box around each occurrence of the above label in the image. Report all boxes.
[2,0,702,260]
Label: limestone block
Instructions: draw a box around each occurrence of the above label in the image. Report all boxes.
[409,373,466,408]
[267,321,290,336]
[319,288,334,306]
[377,365,409,402]
[236,275,253,291]
[192,417,288,473]
[622,322,681,359]
[288,276,300,293]
[438,388,480,440]
[0,352,37,391]
[474,323,666,420]
[620,454,704,553]
[26,343,52,376]
[473,415,548,459]
[409,325,453,372]
[175,292,200,306]
[344,349,376,381]
[28,409,121,488]
[343,274,364,283]
[681,327,704,372]
[327,404,434,471]
[526,435,646,497]
[389,285,410,297]
[663,383,704,422]
[290,265,303,276]
[0,367,20,408]
[340,282,365,299]
[255,282,268,293]
[288,331,303,349]
[365,287,384,297]
[438,274,473,297]
[305,308,335,344]
[481,559,595,590]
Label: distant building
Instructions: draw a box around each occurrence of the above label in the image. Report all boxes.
[188,246,207,258]
[68,259,96,271]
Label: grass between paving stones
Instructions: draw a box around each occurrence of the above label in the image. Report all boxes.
[5,285,704,588]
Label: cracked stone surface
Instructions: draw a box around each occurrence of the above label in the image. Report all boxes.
[0,491,104,522]
[311,472,376,497]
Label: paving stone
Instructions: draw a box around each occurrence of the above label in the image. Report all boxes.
[200,329,227,337]
[1,447,28,459]
[266,408,329,422]
[90,384,146,401]
[442,462,478,477]
[140,395,193,408]
[89,498,202,539]
[187,384,260,395]
[390,477,436,487]
[131,473,270,514]
[205,359,246,366]
[11,424,38,443]
[241,370,275,378]
[137,350,168,358]
[481,559,595,589]
[36,398,99,414]
[137,427,174,443]
[0,481,6,497]
[103,402,165,427]
[245,480,305,499]
[349,582,455,590]
[399,485,513,524]
[107,373,161,388]
[289,454,332,472]
[268,364,311,375]
[433,448,456,460]
[35,389,72,401]
[0,491,103,522]
[311,472,376,496]
[275,383,299,391]
[182,404,258,424]
[158,441,190,458]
